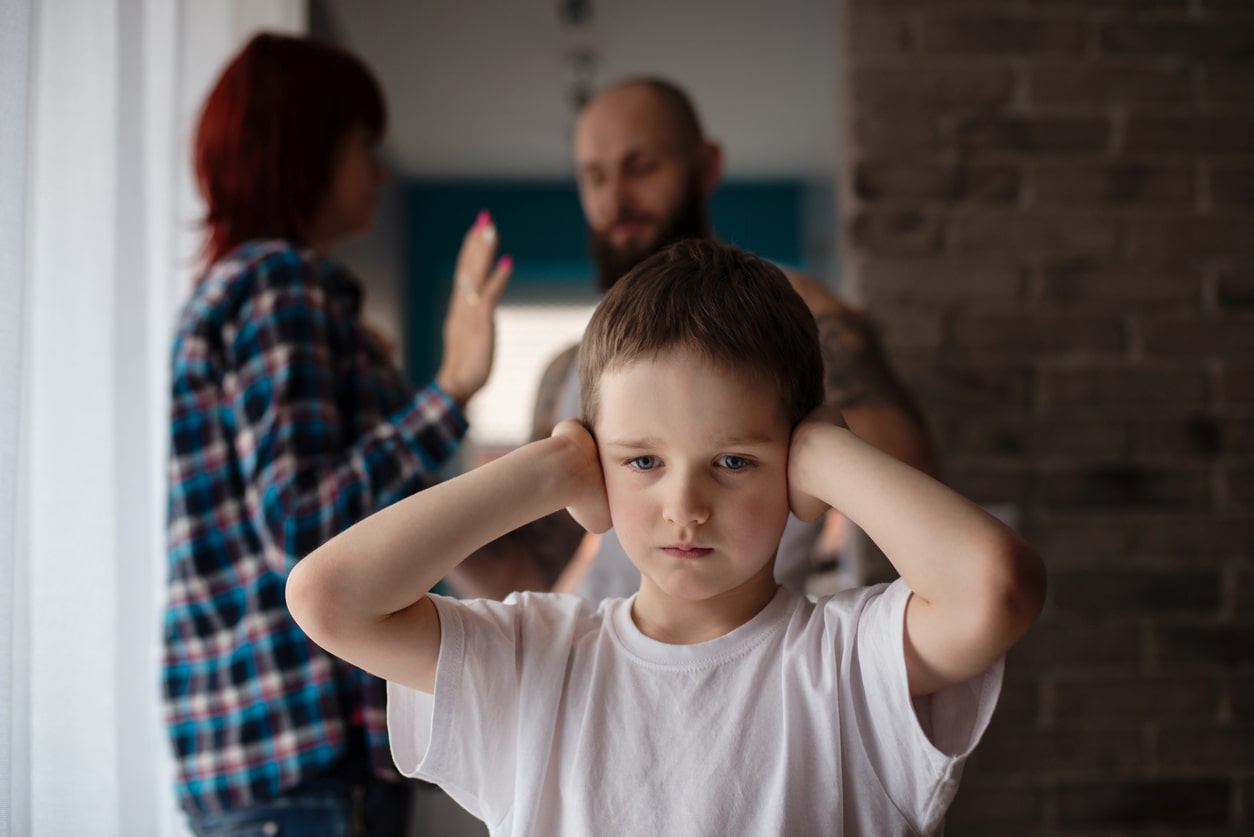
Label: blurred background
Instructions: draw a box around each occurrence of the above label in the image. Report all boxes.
[317,0,840,457]
[3,0,1252,834]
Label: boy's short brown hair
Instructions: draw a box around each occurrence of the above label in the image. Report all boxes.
[579,240,824,428]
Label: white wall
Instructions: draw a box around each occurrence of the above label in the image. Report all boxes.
[321,0,839,178]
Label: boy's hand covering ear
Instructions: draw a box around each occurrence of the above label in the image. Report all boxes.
[788,415,836,523]
[551,418,612,534]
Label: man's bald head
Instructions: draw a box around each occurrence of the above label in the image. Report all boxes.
[579,78,705,150]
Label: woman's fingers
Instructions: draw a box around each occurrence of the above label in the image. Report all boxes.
[455,210,498,304]
[481,253,513,306]
[433,208,516,406]
[436,212,515,407]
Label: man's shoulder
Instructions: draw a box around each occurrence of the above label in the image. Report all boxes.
[540,343,580,380]
[778,267,864,321]
[531,342,582,439]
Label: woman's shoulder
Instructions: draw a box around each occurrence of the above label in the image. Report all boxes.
[204,239,319,291]
[177,240,354,341]
[195,240,355,312]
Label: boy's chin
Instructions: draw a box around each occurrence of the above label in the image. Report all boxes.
[636,560,779,602]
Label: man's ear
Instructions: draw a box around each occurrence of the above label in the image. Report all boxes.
[697,140,724,197]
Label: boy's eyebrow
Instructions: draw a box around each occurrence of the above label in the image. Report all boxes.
[601,433,778,450]
[599,438,653,450]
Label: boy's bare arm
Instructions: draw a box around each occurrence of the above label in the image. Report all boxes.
[788,422,1045,697]
[784,271,938,478]
[286,424,608,693]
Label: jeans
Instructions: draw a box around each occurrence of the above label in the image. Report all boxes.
[185,770,413,837]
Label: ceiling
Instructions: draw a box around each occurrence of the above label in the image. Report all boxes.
[318,0,840,179]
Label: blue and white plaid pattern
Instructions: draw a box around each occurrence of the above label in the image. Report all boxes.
[164,241,467,814]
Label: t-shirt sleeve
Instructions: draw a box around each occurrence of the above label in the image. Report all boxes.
[847,578,1004,834]
[387,592,593,829]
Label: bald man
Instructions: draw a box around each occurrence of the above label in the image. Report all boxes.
[449,78,936,601]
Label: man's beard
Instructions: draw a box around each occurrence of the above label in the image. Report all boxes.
[588,176,708,293]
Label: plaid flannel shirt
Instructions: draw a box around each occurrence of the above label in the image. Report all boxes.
[163,241,467,814]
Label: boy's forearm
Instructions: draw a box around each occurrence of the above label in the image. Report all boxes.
[791,424,1042,615]
[840,405,938,479]
[288,435,587,636]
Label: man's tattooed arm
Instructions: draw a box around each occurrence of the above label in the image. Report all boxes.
[792,278,943,476]
[814,306,912,410]
[811,303,939,477]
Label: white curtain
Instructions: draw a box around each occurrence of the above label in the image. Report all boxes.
[1,2,306,835]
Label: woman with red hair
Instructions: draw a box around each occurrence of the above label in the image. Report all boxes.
[163,33,509,836]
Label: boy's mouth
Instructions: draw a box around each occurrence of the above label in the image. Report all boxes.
[662,545,713,559]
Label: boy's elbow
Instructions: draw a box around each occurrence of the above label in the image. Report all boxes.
[285,556,335,647]
[986,538,1047,641]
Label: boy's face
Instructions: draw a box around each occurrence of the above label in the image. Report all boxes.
[593,347,792,612]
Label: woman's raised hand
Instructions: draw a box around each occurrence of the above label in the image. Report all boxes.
[436,210,513,407]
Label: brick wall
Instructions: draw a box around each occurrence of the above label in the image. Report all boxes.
[835,0,1254,832]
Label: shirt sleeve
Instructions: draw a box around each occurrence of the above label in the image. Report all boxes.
[227,250,468,575]
[388,594,524,827]
[388,593,594,830]
[846,579,1004,835]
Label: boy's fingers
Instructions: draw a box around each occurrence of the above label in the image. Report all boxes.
[551,419,611,534]
[550,417,588,441]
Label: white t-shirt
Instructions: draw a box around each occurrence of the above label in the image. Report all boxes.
[388,580,1002,836]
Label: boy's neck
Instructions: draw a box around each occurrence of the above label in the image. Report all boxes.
[629,569,781,645]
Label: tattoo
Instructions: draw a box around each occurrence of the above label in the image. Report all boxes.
[531,344,580,440]
[812,305,939,477]
[813,308,915,413]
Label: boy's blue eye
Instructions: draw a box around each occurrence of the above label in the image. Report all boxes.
[716,455,750,471]
[628,456,659,471]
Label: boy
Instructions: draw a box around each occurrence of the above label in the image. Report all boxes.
[287,240,1046,836]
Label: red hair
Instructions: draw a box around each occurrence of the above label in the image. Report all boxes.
[194,33,386,271]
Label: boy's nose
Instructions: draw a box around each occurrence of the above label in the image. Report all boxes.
[662,474,710,528]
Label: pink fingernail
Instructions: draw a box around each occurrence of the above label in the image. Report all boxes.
[473,210,491,229]
[498,254,513,271]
